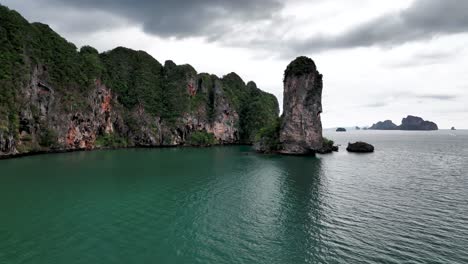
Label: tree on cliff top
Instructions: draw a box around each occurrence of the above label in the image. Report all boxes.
[284,56,317,81]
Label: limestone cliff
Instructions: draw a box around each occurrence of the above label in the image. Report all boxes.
[0,5,279,158]
[254,56,327,155]
[279,57,324,154]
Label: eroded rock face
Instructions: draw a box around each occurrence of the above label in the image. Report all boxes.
[0,65,245,157]
[206,80,239,143]
[280,57,323,155]
[0,5,279,158]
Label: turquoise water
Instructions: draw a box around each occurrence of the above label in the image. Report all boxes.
[1,130,468,263]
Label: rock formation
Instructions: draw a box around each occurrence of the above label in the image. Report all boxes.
[369,120,398,130]
[279,57,324,155]
[0,5,279,158]
[451,127,456,131]
[336,128,346,132]
[347,142,374,153]
[254,56,335,155]
[399,115,438,131]
[369,116,438,131]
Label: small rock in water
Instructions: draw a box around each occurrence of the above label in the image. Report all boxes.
[346,142,374,153]
[336,127,346,132]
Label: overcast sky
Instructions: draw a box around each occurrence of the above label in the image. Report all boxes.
[3,0,468,128]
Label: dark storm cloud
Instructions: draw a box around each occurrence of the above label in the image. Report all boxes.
[4,0,468,56]
[30,0,283,38]
[291,0,468,54]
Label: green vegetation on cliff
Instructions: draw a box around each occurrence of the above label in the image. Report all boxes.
[0,4,279,153]
[187,131,217,146]
[101,47,164,116]
[222,75,279,143]
[0,5,101,133]
[254,117,282,153]
[95,133,128,148]
[240,81,279,143]
[284,56,317,80]
[162,61,196,123]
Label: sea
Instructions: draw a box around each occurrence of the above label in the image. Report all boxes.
[0,130,467,263]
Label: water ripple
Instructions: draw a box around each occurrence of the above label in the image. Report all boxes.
[0,131,467,263]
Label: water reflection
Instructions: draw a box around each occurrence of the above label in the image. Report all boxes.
[2,141,467,264]
[273,156,331,263]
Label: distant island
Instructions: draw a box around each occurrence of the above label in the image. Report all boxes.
[369,120,399,130]
[370,116,438,131]
[336,128,347,132]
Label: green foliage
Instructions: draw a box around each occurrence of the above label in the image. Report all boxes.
[0,4,101,126]
[101,47,164,115]
[161,61,195,124]
[221,73,247,112]
[187,131,217,146]
[239,81,280,143]
[0,5,29,135]
[29,23,86,87]
[255,117,281,152]
[284,56,316,80]
[222,75,280,143]
[16,142,37,153]
[323,137,334,148]
[39,127,57,147]
[79,45,104,87]
[191,73,217,122]
[0,4,281,148]
[95,133,128,148]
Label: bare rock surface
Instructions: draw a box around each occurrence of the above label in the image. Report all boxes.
[279,57,324,155]
[347,142,375,153]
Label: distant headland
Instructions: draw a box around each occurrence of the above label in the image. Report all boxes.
[370,116,438,131]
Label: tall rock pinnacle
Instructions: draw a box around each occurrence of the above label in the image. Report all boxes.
[279,56,324,154]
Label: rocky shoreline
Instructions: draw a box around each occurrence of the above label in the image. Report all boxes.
[0,143,253,160]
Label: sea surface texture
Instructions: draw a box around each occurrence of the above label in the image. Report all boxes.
[1,130,467,264]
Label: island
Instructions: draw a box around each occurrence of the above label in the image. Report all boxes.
[369,120,398,130]
[399,116,438,131]
[370,116,438,131]
[347,142,375,153]
[336,128,347,132]
[451,127,456,131]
